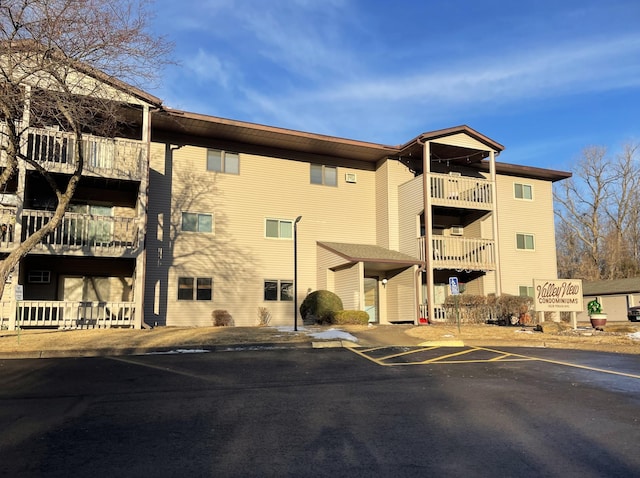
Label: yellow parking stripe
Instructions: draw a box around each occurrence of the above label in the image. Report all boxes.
[476,346,640,380]
[348,346,640,378]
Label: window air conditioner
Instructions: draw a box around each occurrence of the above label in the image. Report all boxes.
[451,226,464,236]
[345,173,357,183]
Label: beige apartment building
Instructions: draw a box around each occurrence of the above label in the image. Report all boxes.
[0,62,570,329]
[144,111,570,327]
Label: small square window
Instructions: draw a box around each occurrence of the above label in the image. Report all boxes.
[182,212,213,233]
[516,233,535,250]
[265,219,293,239]
[514,183,533,200]
[264,280,294,301]
[178,277,213,301]
[310,164,337,186]
[207,149,239,174]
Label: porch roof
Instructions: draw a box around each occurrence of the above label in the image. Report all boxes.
[318,242,423,270]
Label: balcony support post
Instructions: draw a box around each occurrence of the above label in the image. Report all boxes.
[489,150,502,296]
[421,139,435,325]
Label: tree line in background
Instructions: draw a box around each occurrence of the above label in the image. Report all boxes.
[554,143,640,281]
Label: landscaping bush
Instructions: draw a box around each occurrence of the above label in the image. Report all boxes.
[333,310,370,325]
[212,309,233,326]
[300,290,343,325]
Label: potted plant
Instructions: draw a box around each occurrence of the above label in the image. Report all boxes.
[587,299,607,328]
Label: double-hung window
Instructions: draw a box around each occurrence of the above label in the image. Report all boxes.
[514,183,533,200]
[265,218,293,239]
[178,277,213,301]
[516,233,535,250]
[207,149,239,174]
[182,212,213,233]
[264,280,293,301]
[310,164,337,186]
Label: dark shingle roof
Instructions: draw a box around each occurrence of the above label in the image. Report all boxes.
[583,277,640,296]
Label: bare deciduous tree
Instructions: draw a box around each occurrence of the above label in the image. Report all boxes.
[0,0,169,299]
[555,143,640,280]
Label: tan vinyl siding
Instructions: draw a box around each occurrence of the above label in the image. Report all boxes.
[147,142,379,326]
[495,175,558,295]
[376,159,414,251]
[398,176,423,258]
[385,267,416,323]
[431,134,494,152]
[334,263,363,310]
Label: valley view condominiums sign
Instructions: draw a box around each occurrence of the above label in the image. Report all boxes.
[533,279,583,312]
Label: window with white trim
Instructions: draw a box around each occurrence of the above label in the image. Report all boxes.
[310,164,337,186]
[516,233,535,250]
[265,218,293,239]
[178,277,213,301]
[264,280,293,301]
[182,212,213,233]
[514,183,533,200]
[207,149,239,174]
[519,286,534,297]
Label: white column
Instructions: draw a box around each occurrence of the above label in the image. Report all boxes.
[422,140,435,324]
[489,150,502,296]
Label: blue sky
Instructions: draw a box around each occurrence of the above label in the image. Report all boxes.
[149,0,640,170]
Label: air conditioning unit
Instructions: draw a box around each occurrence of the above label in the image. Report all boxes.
[345,173,357,183]
[451,226,464,236]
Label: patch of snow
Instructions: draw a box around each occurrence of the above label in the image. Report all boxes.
[516,329,534,334]
[629,332,640,340]
[147,349,210,355]
[307,328,358,342]
[442,334,454,338]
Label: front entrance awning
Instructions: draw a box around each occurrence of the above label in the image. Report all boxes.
[318,241,423,272]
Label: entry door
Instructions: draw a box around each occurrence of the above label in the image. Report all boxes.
[364,277,378,323]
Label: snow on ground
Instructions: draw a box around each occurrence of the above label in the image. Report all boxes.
[276,326,358,342]
[629,332,640,340]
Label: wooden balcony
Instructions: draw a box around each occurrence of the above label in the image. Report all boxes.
[22,209,140,256]
[22,127,146,180]
[430,173,493,210]
[418,236,496,271]
[8,300,135,329]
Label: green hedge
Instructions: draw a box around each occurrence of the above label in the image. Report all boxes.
[333,310,370,325]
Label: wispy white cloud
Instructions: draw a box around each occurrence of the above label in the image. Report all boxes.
[184,49,233,87]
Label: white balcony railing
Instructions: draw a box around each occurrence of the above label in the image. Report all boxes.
[418,236,496,271]
[22,209,139,255]
[24,127,145,180]
[11,300,135,329]
[0,206,17,250]
[430,173,492,209]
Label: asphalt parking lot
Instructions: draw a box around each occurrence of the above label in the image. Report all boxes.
[1,346,639,477]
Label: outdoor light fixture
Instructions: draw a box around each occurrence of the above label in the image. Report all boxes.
[382,278,388,287]
[293,216,302,331]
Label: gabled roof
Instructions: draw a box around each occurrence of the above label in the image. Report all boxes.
[402,125,505,153]
[2,39,163,107]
